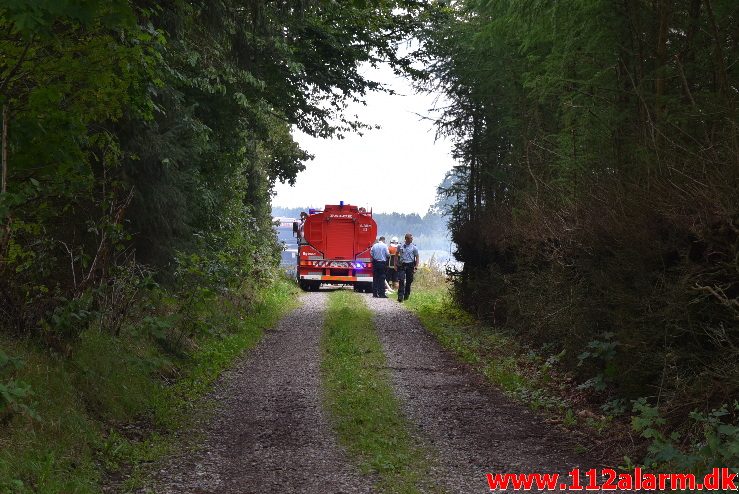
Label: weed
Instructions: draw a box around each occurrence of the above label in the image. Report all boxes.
[321,290,438,494]
[601,399,627,417]
[0,349,39,423]
[632,399,739,474]
[563,409,577,427]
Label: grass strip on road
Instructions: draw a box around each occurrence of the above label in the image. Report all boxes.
[321,290,439,494]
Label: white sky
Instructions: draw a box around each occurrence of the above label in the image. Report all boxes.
[272,62,456,216]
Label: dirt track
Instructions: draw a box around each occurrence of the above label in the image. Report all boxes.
[146,291,372,494]
[144,289,596,493]
[368,295,590,493]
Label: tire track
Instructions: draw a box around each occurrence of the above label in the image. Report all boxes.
[147,291,371,494]
[367,295,593,493]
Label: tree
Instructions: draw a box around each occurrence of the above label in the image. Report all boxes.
[419,0,738,409]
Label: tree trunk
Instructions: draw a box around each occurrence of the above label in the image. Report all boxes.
[1,104,8,258]
[654,0,671,121]
[703,0,729,100]
[2,105,7,194]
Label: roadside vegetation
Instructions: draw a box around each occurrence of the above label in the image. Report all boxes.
[416,0,738,480]
[408,266,739,478]
[321,290,438,494]
[0,277,296,493]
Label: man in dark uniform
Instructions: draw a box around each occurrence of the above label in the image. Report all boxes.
[370,236,389,298]
[397,233,419,302]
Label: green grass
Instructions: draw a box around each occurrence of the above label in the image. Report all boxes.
[321,290,439,494]
[0,278,298,494]
[403,285,565,412]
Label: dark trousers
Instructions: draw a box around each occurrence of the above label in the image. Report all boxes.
[397,262,415,301]
[372,261,387,296]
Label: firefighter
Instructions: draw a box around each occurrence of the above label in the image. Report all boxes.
[370,236,390,298]
[396,233,419,302]
[297,212,308,244]
[386,236,400,291]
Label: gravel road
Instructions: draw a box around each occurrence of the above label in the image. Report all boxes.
[144,289,602,494]
[366,294,592,493]
[146,291,372,494]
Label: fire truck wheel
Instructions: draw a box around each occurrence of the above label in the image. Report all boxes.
[298,280,311,292]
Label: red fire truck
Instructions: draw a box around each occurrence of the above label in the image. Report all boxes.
[294,203,377,292]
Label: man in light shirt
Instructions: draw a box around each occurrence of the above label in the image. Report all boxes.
[396,233,419,302]
[370,236,390,298]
